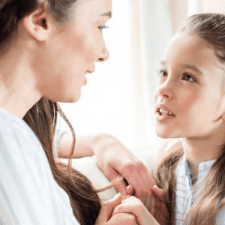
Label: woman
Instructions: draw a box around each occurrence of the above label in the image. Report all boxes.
[0,0,158,224]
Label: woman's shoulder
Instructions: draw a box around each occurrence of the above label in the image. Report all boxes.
[0,107,43,153]
[0,107,80,224]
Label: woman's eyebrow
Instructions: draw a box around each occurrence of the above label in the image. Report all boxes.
[100,11,112,18]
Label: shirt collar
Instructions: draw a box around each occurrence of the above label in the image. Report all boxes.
[177,155,216,178]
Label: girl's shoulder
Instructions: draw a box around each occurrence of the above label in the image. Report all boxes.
[154,138,183,168]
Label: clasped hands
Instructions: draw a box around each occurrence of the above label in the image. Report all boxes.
[93,134,168,225]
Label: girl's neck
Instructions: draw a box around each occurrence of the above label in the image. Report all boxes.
[182,136,223,184]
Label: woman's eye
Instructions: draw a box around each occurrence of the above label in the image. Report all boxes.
[98,25,109,31]
[182,73,196,82]
[157,69,167,77]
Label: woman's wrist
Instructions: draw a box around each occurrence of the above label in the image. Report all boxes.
[91,133,121,155]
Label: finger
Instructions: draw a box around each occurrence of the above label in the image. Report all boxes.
[112,201,138,217]
[152,185,165,200]
[112,199,157,225]
[123,161,156,208]
[96,193,123,223]
[109,213,138,225]
[135,163,156,208]
[126,185,134,196]
[106,165,128,198]
[122,163,147,201]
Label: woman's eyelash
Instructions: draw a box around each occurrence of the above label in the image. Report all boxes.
[98,25,109,30]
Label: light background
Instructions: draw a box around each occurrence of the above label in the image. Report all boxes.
[58,0,225,153]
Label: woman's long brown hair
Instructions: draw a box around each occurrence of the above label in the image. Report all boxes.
[0,1,109,224]
[154,13,225,225]
[23,98,102,225]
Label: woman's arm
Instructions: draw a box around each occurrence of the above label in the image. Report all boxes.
[58,133,95,158]
[58,133,156,209]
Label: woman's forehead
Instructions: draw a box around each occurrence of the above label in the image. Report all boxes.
[74,0,112,16]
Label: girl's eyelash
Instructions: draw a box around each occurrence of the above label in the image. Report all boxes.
[156,70,197,82]
[182,73,196,82]
[156,69,167,76]
[98,25,109,30]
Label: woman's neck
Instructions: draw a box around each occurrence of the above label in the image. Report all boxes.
[0,47,41,119]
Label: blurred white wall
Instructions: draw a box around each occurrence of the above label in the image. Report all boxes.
[59,0,225,153]
[201,0,225,13]
[58,0,172,152]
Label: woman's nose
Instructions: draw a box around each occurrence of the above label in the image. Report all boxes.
[157,80,174,100]
[97,46,109,62]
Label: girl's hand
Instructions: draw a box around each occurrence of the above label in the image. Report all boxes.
[95,189,138,225]
[93,134,156,209]
[112,196,159,225]
[151,185,168,225]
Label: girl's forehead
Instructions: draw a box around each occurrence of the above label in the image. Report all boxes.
[163,32,225,83]
[164,33,217,63]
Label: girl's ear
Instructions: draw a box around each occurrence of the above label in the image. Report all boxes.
[22,3,53,41]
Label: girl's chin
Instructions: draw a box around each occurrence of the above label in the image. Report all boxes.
[156,133,172,139]
[156,129,177,139]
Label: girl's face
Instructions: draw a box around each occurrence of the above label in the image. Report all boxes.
[154,33,225,139]
[39,0,111,102]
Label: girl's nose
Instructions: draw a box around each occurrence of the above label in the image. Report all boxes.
[157,81,174,100]
[97,46,109,62]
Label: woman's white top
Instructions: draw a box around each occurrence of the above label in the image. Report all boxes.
[0,107,79,225]
[175,156,225,224]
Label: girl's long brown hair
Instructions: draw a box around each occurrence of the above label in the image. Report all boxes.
[154,13,225,225]
[0,1,109,224]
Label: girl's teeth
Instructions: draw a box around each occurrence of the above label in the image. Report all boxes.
[159,108,174,116]
[159,109,169,114]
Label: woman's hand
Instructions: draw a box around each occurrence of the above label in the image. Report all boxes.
[92,134,156,210]
[112,196,159,225]
[58,133,157,210]
[95,187,138,225]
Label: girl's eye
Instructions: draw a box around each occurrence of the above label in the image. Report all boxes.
[182,73,196,82]
[157,69,167,77]
[98,25,109,31]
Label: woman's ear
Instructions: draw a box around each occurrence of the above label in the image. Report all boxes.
[22,3,53,41]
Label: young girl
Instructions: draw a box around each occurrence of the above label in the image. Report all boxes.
[112,13,225,225]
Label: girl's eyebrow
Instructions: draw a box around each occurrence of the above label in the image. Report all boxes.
[182,64,203,75]
[160,60,203,75]
[100,11,112,18]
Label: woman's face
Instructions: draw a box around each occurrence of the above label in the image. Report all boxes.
[154,32,225,139]
[39,0,112,102]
